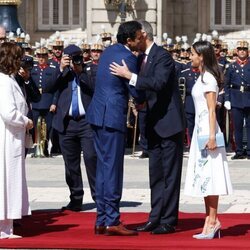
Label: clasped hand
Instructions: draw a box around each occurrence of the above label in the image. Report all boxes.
[110,60,130,79]
[206,138,217,151]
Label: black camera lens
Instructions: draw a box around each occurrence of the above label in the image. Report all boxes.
[72,55,83,65]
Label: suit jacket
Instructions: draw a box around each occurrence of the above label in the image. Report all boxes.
[86,43,144,133]
[136,43,185,138]
[15,74,41,108]
[52,67,94,133]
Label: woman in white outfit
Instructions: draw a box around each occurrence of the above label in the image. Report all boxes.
[184,41,233,239]
[0,42,33,239]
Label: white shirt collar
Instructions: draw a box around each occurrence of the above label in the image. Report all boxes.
[145,42,154,56]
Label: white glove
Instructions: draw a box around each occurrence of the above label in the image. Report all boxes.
[224,101,231,110]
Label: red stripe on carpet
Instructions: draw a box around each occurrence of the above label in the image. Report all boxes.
[0,211,249,249]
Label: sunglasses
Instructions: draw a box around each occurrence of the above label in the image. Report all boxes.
[53,46,63,50]
[213,45,221,49]
[237,47,248,51]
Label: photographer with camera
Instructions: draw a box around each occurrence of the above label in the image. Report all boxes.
[15,55,41,156]
[52,45,96,211]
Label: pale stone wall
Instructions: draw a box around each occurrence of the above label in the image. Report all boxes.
[15,0,249,46]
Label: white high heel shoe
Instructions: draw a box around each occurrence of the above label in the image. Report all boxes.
[193,223,221,240]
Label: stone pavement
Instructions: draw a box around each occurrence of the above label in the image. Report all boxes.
[26,149,250,214]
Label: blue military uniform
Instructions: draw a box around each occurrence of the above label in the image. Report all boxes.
[216,56,230,133]
[179,63,200,140]
[224,57,250,158]
[31,61,59,155]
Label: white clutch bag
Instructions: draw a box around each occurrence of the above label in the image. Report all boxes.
[197,132,225,150]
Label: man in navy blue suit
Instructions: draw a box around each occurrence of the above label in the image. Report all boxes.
[110,20,185,235]
[86,21,144,236]
[52,45,97,212]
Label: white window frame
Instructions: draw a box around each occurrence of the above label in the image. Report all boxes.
[210,0,250,30]
[38,0,85,30]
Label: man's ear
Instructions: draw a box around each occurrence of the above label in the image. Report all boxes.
[126,37,132,45]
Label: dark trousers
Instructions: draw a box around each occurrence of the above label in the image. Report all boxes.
[58,117,97,205]
[231,107,250,156]
[93,125,125,226]
[138,110,148,152]
[148,131,184,226]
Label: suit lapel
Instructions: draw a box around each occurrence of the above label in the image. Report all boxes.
[143,44,157,75]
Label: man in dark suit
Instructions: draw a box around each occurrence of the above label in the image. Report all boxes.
[52,45,97,211]
[86,21,144,236]
[110,20,185,234]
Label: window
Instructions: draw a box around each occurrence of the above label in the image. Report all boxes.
[38,0,85,30]
[211,0,250,29]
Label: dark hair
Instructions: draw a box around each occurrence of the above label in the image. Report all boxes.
[192,41,223,88]
[116,21,142,44]
[0,42,23,75]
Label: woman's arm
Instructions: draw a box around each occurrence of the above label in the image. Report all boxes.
[205,91,217,150]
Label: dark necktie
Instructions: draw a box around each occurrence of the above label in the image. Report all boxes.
[140,53,148,74]
[71,76,79,119]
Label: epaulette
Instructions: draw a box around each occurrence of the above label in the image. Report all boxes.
[174,59,182,63]
[84,60,92,65]
[49,64,56,68]
[180,68,190,74]
[218,63,224,67]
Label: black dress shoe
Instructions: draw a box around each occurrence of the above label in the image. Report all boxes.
[136,221,158,232]
[151,224,175,235]
[231,154,246,160]
[139,152,149,159]
[95,225,106,235]
[61,202,82,212]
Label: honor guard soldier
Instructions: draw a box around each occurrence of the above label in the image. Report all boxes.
[31,47,59,156]
[101,32,112,48]
[179,62,200,145]
[180,42,191,65]
[211,39,230,135]
[85,43,103,86]
[224,40,250,159]
[81,43,91,63]
[163,38,183,76]
[50,39,64,66]
[172,43,183,76]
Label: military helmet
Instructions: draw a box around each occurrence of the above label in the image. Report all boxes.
[36,47,48,55]
[91,43,103,51]
[236,40,249,49]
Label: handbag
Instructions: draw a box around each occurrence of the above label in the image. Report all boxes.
[197,132,225,150]
[25,131,34,149]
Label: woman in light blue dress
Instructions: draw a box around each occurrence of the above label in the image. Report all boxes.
[184,41,233,239]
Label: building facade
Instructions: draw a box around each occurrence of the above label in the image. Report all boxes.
[7,0,250,44]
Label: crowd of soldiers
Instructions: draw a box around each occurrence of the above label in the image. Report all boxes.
[1,26,249,160]
[164,32,250,160]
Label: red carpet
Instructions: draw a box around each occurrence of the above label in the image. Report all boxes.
[0,211,249,249]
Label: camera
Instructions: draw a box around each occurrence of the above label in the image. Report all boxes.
[20,55,34,71]
[71,54,83,65]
